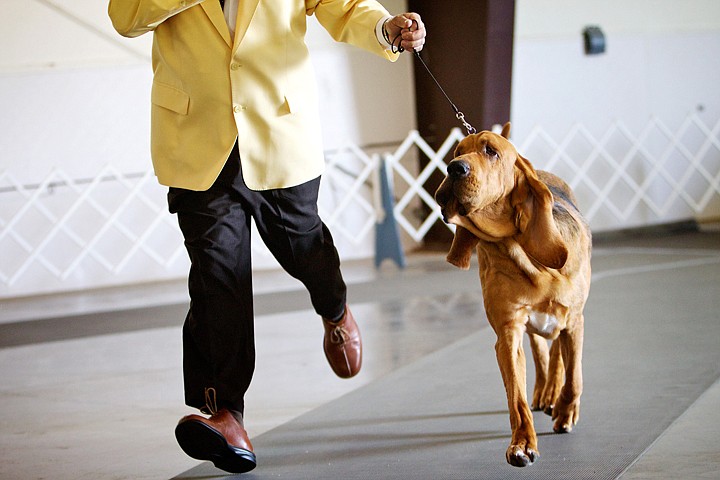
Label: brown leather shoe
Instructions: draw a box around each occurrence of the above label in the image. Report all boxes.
[322,306,362,378]
[175,408,256,474]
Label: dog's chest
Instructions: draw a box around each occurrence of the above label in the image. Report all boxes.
[527,311,560,337]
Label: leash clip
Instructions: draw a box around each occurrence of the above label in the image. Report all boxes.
[455,111,476,135]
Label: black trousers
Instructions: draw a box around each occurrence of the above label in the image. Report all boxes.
[168,143,347,415]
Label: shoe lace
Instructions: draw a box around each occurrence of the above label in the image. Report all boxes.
[329,325,350,344]
[202,387,218,415]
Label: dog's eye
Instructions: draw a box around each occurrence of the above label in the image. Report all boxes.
[484,144,498,159]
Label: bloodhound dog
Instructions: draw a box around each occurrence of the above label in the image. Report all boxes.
[435,123,591,467]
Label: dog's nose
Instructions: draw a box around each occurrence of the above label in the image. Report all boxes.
[447,160,470,178]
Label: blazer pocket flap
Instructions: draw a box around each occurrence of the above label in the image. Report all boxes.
[152,82,189,115]
[283,93,306,114]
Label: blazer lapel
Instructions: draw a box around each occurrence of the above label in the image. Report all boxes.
[233,0,261,51]
[200,1,233,47]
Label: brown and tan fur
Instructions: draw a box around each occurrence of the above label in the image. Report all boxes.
[435,123,591,467]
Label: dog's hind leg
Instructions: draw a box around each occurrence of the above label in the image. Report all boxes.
[494,322,539,467]
[552,316,584,433]
[528,333,549,411]
[540,339,564,415]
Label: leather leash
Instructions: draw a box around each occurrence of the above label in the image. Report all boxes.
[413,51,477,135]
[388,19,477,136]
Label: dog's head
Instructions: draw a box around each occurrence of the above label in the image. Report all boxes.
[435,123,518,221]
[435,123,568,270]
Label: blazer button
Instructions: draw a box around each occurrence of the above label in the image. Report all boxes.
[231,63,242,70]
[233,105,245,113]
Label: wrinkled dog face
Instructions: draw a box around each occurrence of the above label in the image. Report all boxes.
[436,131,518,220]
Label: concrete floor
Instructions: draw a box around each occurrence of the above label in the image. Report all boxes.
[0,225,719,479]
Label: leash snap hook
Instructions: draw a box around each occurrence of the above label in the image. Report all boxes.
[456,111,477,135]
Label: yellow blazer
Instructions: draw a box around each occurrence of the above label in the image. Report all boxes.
[109,0,397,191]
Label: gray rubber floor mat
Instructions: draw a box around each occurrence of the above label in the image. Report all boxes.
[174,251,720,479]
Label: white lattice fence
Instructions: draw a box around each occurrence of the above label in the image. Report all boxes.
[517,115,720,230]
[380,115,720,241]
[1,114,718,298]
[0,167,188,297]
[0,153,381,298]
[386,129,466,242]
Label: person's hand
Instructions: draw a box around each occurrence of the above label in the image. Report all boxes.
[383,13,425,53]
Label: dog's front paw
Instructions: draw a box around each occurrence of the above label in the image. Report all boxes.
[552,398,580,433]
[505,444,539,467]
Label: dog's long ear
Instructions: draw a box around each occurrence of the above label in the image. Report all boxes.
[500,122,511,139]
[446,226,479,270]
[511,155,568,269]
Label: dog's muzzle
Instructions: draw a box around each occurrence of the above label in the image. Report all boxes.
[435,180,467,223]
[447,159,470,179]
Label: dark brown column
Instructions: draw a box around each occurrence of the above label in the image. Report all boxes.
[407,0,515,246]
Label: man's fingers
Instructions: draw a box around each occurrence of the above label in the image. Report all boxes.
[390,15,411,30]
[386,13,425,52]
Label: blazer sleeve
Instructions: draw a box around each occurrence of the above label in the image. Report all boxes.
[307,0,399,61]
[108,0,204,37]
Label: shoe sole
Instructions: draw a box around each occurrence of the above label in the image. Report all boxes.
[175,419,257,474]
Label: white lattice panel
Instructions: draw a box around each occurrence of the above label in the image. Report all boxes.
[388,129,465,242]
[0,168,188,297]
[518,115,720,230]
[319,142,379,246]
[1,115,719,298]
